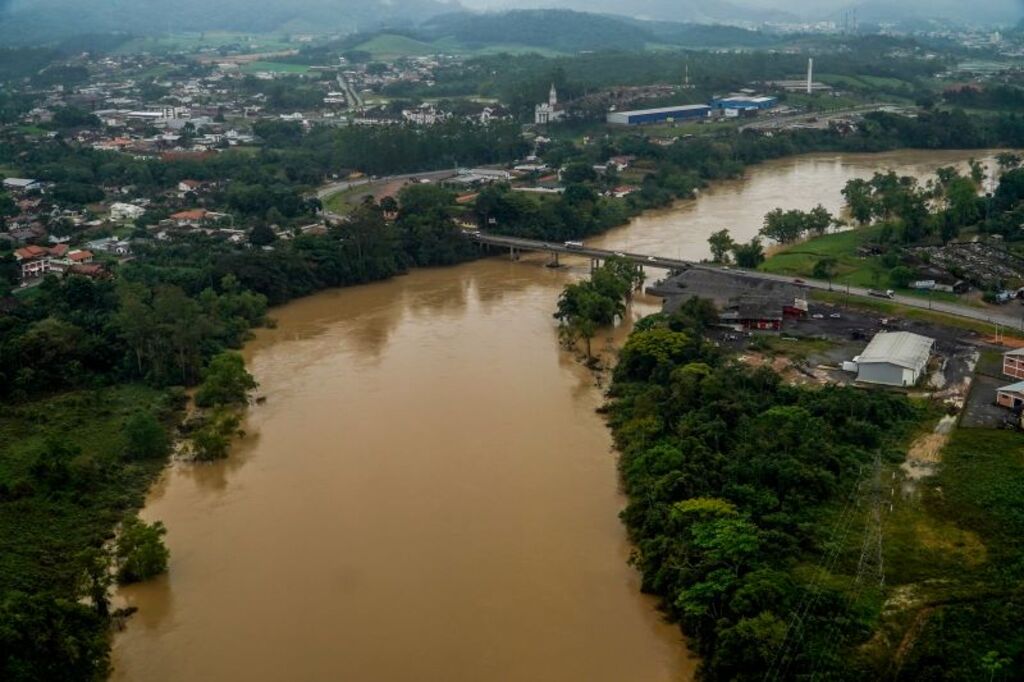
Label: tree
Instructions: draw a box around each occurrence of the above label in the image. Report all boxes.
[75,548,113,616]
[115,516,169,584]
[812,257,837,287]
[760,208,806,243]
[732,237,765,269]
[194,351,257,407]
[842,178,875,225]
[249,223,277,247]
[889,265,915,289]
[561,162,597,184]
[190,408,241,461]
[708,229,735,264]
[122,411,170,461]
[805,204,836,236]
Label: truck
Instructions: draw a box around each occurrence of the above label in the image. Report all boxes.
[868,289,895,299]
[564,240,584,249]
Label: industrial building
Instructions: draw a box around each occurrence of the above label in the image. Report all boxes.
[854,331,935,387]
[606,104,711,126]
[711,96,778,111]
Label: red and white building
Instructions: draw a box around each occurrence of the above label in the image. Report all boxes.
[1002,348,1024,380]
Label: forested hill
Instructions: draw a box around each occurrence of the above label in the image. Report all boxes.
[0,0,458,45]
[419,10,654,52]
[418,10,777,51]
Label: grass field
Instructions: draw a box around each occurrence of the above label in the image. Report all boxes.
[352,32,563,58]
[762,227,968,305]
[324,184,377,215]
[115,32,292,55]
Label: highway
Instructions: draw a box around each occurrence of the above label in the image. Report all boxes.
[470,232,1024,332]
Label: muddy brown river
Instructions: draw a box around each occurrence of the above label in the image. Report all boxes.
[111,150,1002,681]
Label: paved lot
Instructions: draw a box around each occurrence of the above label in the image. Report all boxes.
[962,374,1008,429]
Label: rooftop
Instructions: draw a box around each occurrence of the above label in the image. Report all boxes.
[858,331,935,370]
[612,104,712,116]
[999,380,1024,393]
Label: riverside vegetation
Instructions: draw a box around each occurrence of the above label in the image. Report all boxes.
[4,98,1024,679]
[587,296,1024,680]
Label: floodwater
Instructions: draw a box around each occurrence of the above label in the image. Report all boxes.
[111,150,1002,681]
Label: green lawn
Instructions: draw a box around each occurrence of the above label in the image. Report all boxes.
[762,227,966,305]
[324,184,377,215]
[114,32,293,55]
[761,226,887,287]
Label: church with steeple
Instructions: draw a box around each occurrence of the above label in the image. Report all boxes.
[534,83,565,125]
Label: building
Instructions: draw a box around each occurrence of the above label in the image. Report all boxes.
[3,178,43,194]
[711,96,778,111]
[607,104,712,126]
[109,202,146,222]
[855,331,934,387]
[534,84,565,125]
[996,380,1024,410]
[1003,348,1024,380]
[169,209,210,227]
[719,299,784,332]
[13,245,53,279]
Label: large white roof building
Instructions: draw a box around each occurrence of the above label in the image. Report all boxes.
[855,331,935,387]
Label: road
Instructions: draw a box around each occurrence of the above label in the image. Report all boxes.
[315,169,460,220]
[471,233,1024,332]
[739,104,907,132]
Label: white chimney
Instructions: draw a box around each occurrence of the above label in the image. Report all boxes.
[807,58,813,95]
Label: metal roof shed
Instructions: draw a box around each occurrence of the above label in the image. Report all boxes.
[855,331,934,387]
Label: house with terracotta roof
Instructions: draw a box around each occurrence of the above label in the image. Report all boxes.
[14,245,55,279]
[169,208,209,227]
[67,250,94,264]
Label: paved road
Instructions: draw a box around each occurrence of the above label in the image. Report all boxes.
[315,169,460,220]
[739,104,907,132]
[472,233,1024,332]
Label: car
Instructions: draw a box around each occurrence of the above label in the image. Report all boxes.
[614,252,625,257]
[829,313,841,319]
[793,278,805,284]
[812,313,825,319]
[647,256,656,262]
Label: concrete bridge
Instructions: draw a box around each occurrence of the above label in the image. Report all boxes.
[469,233,695,273]
[468,232,1024,332]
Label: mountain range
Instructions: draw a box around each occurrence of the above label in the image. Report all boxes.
[0,0,1019,46]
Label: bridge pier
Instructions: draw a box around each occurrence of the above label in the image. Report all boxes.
[590,257,601,274]
[509,246,519,261]
[549,252,560,267]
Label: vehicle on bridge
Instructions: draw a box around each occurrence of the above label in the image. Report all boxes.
[868,289,896,299]
[564,240,584,249]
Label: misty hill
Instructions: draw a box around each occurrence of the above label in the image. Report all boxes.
[0,0,459,44]
[380,10,778,53]
[419,10,652,52]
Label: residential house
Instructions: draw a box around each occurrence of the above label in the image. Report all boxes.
[169,209,210,227]
[13,245,53,279]
[109,202,146,222]
[996,380,1024,410]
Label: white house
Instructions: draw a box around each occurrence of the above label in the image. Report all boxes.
[109,202,145,222]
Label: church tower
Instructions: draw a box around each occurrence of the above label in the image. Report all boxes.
[549,83,557,107]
